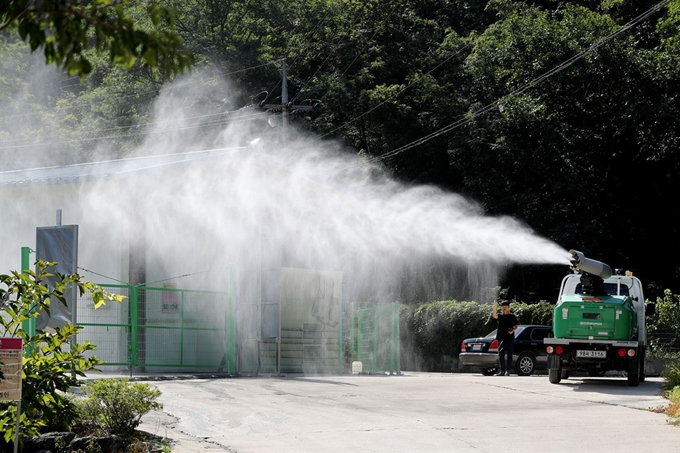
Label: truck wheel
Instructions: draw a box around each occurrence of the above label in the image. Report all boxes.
[481,367,499,376]
[515,352,536,376]
[549,368,562,384]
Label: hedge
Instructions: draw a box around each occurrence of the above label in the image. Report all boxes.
[403,300,553,362]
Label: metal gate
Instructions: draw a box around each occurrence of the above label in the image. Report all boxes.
[76,284,237,373]
[352,302,401,375]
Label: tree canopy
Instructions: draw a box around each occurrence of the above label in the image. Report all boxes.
[1,0,679,301]
[0,0,193,78]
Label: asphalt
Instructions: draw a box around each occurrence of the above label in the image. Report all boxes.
[92,371,680,453]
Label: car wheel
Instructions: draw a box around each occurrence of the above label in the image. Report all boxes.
[549,368,562,384]
[515,352,536,376]
[481,367,499,376]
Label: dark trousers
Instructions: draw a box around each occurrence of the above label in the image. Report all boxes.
[498,338,514,372]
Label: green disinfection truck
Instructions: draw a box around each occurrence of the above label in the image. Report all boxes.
[544,250,654,387]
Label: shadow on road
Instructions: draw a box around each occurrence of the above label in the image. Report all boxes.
[557,376,665,397]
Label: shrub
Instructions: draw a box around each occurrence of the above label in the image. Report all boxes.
[402,299,554,369]
[77,378,163,435]
[663,386,680,425]
[511,300,553,326]
[646,290,680,359]
[661,362,680,393]
[407,300,493,359]
[0,261,123,445]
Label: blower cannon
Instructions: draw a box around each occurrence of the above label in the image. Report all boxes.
[568,249,612,296]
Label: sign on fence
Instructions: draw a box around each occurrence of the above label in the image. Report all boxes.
[0,338,23,401]
[162,283,180,314]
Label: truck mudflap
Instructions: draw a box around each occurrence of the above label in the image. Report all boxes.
[547,355,561,370]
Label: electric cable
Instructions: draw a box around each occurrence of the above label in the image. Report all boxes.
[0,111,269,150]
[370,0,673,163]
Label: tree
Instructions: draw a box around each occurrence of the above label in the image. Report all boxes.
[0,0,194,78]
[449,2,680,299]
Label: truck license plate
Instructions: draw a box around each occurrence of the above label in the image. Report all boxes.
[576,350,606,358]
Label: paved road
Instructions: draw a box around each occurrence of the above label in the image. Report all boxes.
[134,372,677,453]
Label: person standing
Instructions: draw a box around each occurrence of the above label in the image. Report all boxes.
[492,299,518,376]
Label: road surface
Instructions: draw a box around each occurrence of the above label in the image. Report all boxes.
[133,372,677,453]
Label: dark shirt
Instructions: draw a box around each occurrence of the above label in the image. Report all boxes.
[496,313,519,341]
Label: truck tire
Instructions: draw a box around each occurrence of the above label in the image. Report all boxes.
[549,368,562,384]
[515,352,536,376]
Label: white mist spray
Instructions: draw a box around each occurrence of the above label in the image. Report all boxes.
[2,71,573,373]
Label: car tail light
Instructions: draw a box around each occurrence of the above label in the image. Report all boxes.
[545,346,564,355]
[460,341,466,352]
[616,348,636,357]
[489,339,498,351]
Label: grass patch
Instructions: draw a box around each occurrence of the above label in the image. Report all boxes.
[663,387,680,425]
[656,361,680,424]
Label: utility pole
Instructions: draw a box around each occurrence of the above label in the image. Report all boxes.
[257,58,321,135]
[281,58,289,130]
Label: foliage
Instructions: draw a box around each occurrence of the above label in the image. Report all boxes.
[0,0,194,78]
[407,300,494,358]
[645,290,680,358]
[2,0,680,302]
[660,362,680,393]
[509,300,554,326]
[406,299,553,361]
[663,386,680,425]
[76,378,163,435]
[0,261,124,444]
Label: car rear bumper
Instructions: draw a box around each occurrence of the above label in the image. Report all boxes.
[459,353,499,368]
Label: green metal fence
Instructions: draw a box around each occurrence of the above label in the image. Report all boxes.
[76,285,400,376]
[352,302,401,375]
[76,284,236,373]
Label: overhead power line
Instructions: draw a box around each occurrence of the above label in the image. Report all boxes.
[371,0,673,163]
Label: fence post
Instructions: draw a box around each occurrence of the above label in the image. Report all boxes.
[179,291,185,366]
[373,306,378,372]
[130,285,138,368]
[392,302,401,375]
[337,297,343,374]
[227,264,237,375]
[21,247,36,340]
[357,310,363,363]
